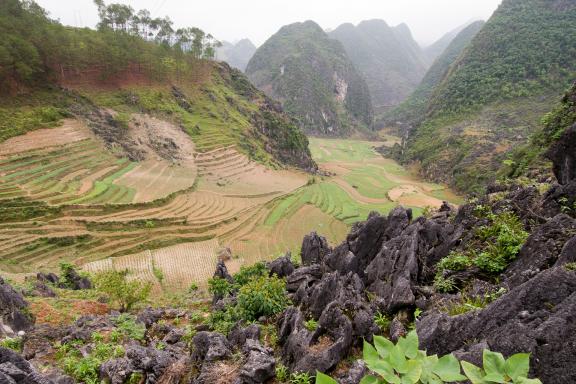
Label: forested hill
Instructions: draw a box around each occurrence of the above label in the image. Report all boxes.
[329,20,428,114]
[384,20,485,131]
[0,0,315,170]
[422,21,477,64]
[397,0,576,193]
[245,21,374,136]
[216,39,257,72]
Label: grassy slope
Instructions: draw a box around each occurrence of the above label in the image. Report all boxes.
[400,0,576,193]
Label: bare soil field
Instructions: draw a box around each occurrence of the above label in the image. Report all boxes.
[0,119,92,156]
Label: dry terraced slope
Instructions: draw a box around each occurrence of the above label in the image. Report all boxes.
[0,117,460,290]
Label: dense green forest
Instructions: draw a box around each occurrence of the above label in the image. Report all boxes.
[398,0,576,193]
[0,0,220,93]
[427,0,576,117]
[384,21,485,129]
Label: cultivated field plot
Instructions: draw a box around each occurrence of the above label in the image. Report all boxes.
[0,118,460,290]
[83,239,226,290]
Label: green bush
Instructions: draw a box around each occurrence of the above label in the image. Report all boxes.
[437,252,473,272]
[433,275,457,294]
[474,211,528,273]
[290,371,313,384]
[0,337,22,351]
[208,277,233,298]
[276,363,290,382]
[233,262,268,286]
[111,313,146,341]
[93,270,151,312]
[58,341,125,384]
[237,275,289,321]
[304,318,318,332]
[374,312,391,332]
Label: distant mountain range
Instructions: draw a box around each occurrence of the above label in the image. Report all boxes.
[329,20,429,114]
[246,20,373,136]
[216,39,257,72]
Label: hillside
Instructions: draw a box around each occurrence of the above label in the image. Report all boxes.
[384,20,485,131]
[2,88,575,383]
[422,21,478,64]
[245,20,374,136]
[329,20,428,114]
[398,0,576,193]
[216,38,257,71]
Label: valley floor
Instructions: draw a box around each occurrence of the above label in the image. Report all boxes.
[0,120,460,291]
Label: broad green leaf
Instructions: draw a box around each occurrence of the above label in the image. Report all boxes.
[516,378,543,384]
[364,339,380,365]
[401,360,422,384]
[483,373,507,383]
[483,350,506,376]
[369,359,394,378]
[374,336,395,359]
[316,371,338,384]
[360,375,381,384]
[432,354,466,382]
[505,353,530,381]
[390,345,408,373]
[427,376,443,384]
[398,331,419,359]
[418,354,439,383]
[462,361,487,384]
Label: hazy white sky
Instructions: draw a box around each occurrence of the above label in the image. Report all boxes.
[35,0,502,47]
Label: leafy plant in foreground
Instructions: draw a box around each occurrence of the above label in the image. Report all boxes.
[461,350,541,384]
[362,331,466,384]
[354,331,542,384]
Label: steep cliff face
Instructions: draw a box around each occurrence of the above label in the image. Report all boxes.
[245,21,373,136]
[329,20,428,114]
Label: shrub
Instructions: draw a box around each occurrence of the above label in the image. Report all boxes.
[276,363,290,382]
[433,275,457,293]
[374,312,391,332]
[94,270,151,312]
[208,277,233,298]
[236,275,290,321]
[473,211,528,273]
[304,318,318,332]
[437,251,473,272]
[0,337,22,351]
[59,340,125,384]
[59,261,77,288]
[233,262,268,286]
[290,371,312,384]
[111,313,146,341]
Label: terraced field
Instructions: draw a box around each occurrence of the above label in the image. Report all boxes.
[0,117,460,291]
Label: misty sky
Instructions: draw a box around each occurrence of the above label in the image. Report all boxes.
[34,0,502,47]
